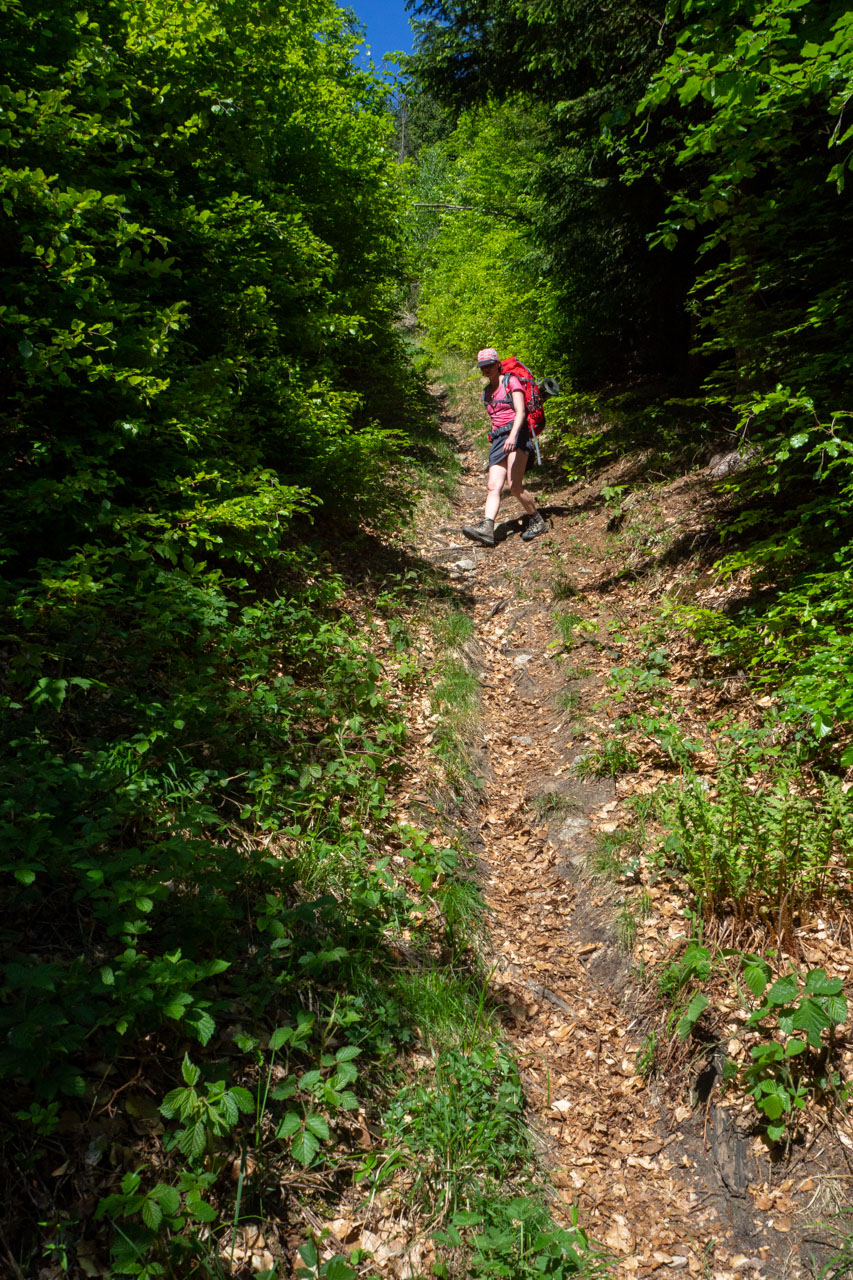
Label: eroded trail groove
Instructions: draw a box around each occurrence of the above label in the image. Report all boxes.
[416,391,821,1280]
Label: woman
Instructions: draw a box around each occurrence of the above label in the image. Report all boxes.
[462,347,547,547]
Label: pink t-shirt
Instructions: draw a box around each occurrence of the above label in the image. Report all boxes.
[484,375,525,433]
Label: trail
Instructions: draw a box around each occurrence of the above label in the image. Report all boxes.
[416,389,823,1280]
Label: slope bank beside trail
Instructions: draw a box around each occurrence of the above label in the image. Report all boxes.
[413,382,852,1280]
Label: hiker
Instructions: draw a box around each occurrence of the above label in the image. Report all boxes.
[462,347,547,547]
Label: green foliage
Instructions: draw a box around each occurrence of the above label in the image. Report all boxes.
[95,1163,222,1276]
[653,932,715,1042]
[434,608,476,647]
[726,959,847,1142]
[297,1237,358,1280]
[392,969,498,1052]
[411,0,685,386]
[552,575,581,602]
[0,2,468,1272]
[408,0,853,766]
[409,0,853,495]
[575,737,638,779]
[1,553,412,1087]
[616,890,651,952]
[609,649,669,700]
[407,96,575,414]
[383,1039,606,1275]
[0,0,416,1054]
[659,943,847,1142]
[656,938,711,1005]
[159,1054,254,1164]
[1,0,412,558]
[555,688,582,715]
[814,1209,853,1280]
[429,653,481,792]
[552,611,598,648]
[676,991,710,1044]
[531,790,582,821]
[621,711,703,768]
[387,1045,528,1213]
[589,825,642,882]
[272,1034,362,1165]
[682,511,853,743]
[634,1,853,406]
[622,0,853,745]
[601,484,629,509]
[555,422,617,484]
[434,1199,604,1279]
[635,1031,657,1079]
[655,767,853,926]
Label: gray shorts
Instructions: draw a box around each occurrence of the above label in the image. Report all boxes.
[488,425,535,467]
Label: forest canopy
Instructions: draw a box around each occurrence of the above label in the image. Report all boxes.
[408,0,853,403]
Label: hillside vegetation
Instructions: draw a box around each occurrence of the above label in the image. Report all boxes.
[4,0,853,1275]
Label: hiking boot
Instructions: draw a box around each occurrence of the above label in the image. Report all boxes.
[521,511,547,542]
[462,517,495,546]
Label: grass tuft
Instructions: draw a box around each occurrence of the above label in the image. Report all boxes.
[530,791,583,821]
[434,609,476,649]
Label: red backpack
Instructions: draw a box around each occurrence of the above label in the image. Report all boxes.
[483,356,547,434]
[501,357,546,435]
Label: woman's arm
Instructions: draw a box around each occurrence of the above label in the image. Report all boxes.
[504,388,527,452]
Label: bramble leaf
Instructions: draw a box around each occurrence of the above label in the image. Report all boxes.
[677,992,709,1042]
[791,998,833,1048]
[304,1113,330,1141]
[292,1129,320,1165]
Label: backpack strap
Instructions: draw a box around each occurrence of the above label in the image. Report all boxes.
[499,372,516,407]
[484,373,515,407]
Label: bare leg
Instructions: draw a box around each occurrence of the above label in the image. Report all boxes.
[484,462,508,522]
[506,449,536,515]
[464,449,542,547]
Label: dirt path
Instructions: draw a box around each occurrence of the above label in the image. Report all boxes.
[416,394,825,1280]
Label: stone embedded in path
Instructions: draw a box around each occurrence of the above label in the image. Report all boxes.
[558,815,590,842]
[454,557,477,571]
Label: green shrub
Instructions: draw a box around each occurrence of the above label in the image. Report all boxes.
[435,1197,606,1279]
